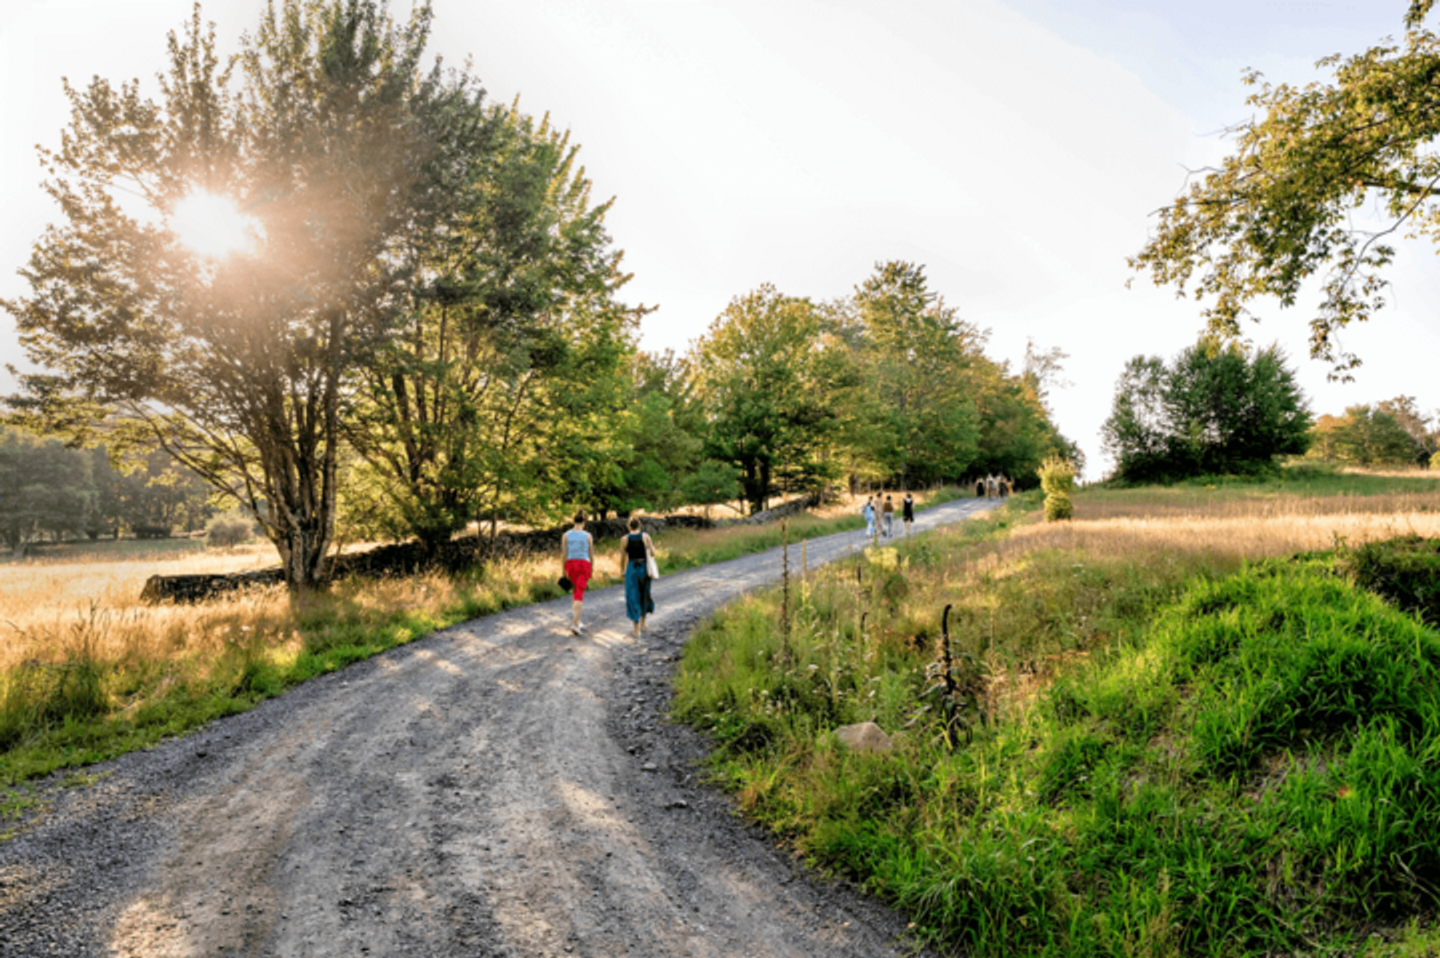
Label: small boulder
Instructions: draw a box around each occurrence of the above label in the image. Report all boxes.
[834,722,893,754]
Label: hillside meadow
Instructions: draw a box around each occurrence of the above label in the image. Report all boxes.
[673,463,1440,957]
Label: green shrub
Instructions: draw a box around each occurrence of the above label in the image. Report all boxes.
[1037,456,1075,521]
[206,508,259,548]
[1336,535,1440,626]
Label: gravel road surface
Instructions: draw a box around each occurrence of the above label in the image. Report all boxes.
[0,497,999,957]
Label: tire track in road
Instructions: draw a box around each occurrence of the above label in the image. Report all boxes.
[0,497,1001,957]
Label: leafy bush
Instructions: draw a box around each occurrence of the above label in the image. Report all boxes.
[206,508,258,548]
[1036,455,1074,521]
[1336,535,1440,626]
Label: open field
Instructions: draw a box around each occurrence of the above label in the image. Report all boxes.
[673,465,1440,957]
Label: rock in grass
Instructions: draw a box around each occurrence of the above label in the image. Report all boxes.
[834,722,893,754]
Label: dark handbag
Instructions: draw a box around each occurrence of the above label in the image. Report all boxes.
[558,575,574,593]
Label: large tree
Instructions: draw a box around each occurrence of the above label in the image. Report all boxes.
[688,285,849,513]
[3,1,476,589]
[847,262,983,487]
[968,354,1079,485]
[342,104,641,545]
[1103,342,1312,482]
[1129,1,1440,377]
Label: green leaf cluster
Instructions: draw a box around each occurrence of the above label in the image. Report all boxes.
[1309,400,1434,466]
[687,263,1075,512]
[1129,3,1440,376]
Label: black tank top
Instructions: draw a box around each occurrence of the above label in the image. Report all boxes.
[626,532,647,561]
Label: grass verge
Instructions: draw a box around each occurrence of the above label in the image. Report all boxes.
[673,474,1440,956]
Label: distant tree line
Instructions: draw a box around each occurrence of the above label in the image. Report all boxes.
[0,428,210,556]
[681,263,1079,513]
[0,0,1074,588]
[1307,397,1438,467]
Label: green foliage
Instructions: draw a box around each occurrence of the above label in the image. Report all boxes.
[674,501,1440,955]
[1102,340,1312,482]
[689,285,849,513]
[1129,5,1440,375]
[1036,456,1075,522]
[0,427,93,556]
[98,446,212,539]
[687,264,1076,504]
[2,0,486,589]
[1310,404,1429,465]
[1333,535,1440,626]
[844,262,982,486]
[205,508,259,549]
[345,101,642,543]
[677,460,741,516]
[580,352,704,517]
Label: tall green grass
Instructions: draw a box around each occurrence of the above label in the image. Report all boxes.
[673,503,1440,955]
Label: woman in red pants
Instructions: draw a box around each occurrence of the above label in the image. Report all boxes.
[560,511,594,634]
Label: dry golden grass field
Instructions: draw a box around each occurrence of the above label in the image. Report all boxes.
[0,487,953,680]
[0,542,562,682]
[1008,489,1440,565]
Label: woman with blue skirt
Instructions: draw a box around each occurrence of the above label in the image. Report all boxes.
[619,515,655,637]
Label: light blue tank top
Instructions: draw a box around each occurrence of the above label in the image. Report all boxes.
[565,529,590,560]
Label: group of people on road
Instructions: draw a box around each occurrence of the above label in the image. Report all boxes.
[978,474,1011,499]
[861,492,916,540]
[560,511,656,638]
[563,490,926,637]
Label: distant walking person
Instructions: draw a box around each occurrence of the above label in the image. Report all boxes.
[620,516,656,637]
[862,496,876,538]
[902,492,915,536]
[561,511,593,635]
[881,495,895,538]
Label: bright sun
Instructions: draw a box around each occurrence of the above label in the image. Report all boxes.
[168,192,260,259]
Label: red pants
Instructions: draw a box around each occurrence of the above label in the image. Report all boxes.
[565,559,592,600]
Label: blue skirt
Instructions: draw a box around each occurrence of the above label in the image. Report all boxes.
[624,560,654,623]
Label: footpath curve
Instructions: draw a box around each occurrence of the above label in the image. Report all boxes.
[0,497,1001,957]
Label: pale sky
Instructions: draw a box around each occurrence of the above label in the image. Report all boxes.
[2,0,1436,474]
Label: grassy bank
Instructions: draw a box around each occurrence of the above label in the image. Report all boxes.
[673,466,1440,956]
[0,487,961,802]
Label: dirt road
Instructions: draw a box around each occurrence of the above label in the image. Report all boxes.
[0,498,999,957]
